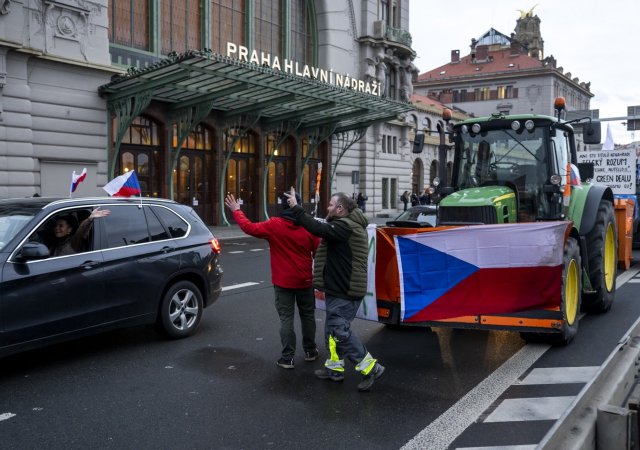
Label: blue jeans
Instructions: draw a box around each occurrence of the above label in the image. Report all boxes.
[274,286,316,358]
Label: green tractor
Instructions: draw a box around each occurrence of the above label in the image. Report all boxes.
[431,98,616,344]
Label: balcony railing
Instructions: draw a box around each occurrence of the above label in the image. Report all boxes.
[373,21,413,47]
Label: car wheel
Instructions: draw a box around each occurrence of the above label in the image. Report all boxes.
[158,281,203,339]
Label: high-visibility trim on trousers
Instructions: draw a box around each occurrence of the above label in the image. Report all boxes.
[324,335,345,372]
[355,352,377,375]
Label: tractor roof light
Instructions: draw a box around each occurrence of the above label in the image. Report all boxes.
[554,97,566,111]
[442,108,452,121]
[461,125,469,134]
[511,120,521,131]
[471,123,481,134]
[524,120,535,131]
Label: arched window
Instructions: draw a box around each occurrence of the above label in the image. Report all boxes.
[430,160,438,183]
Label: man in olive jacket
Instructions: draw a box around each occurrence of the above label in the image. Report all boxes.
[285,189,384,392]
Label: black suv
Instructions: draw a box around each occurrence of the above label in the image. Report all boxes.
[0,197,223,357]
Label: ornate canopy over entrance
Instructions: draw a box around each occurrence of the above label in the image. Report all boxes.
[99,50,412,224]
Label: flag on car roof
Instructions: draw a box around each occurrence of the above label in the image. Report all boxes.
[70,167,87,195]
[103,171,142,197]
[394,222,569,322]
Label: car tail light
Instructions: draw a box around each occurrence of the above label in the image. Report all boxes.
[209,237,221,254]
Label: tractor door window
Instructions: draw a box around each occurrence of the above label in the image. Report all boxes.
[552,132,570,184]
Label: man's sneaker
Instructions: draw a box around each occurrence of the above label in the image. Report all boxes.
[304,348,319,362]
[314,368,344,382]
[357,363,385,391]
[276,357,294,369]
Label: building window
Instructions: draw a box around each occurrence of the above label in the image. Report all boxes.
[161,0,201,54]
[388,67,397,99]
[211,0,246,55]
[381,0,389,23]
[109,0,150,50]
[506,85,513,99]
[291,0,312,63]
[422,117,431,131]
[382,178,389,208]
[474,87,490,101]
[390,178,397,208]
[255,0,282,56]
[392,136,397,154]
[497,86,506,99]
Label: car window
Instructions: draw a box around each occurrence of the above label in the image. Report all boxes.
[143,206,170,241]
[27,207,95,257]
[150,206,189,238]
[0,214,33,252]
[102,205,150,248]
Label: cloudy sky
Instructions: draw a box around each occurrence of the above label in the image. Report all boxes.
[409,0,640,145]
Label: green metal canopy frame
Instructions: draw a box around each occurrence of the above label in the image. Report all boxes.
[99,50,412,221]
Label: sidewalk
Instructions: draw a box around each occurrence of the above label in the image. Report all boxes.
[208,215,391,241]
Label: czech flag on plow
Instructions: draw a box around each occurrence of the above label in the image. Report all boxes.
[103,171,142,197]
[394,222,570,322]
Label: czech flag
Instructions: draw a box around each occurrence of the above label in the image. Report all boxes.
[103,171,142,197]
[570,163,582,186]
[395,222,569,322]
[70,168,87,194]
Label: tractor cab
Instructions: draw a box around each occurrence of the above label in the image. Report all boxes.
[439,100,601,225]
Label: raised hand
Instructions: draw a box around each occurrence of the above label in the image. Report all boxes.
[224,194,241,211]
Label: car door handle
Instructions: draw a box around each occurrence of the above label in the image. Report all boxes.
[81,261,101,270]
[161,246,174,253]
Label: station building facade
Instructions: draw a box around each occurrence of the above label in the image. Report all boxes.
[0,0,441,223]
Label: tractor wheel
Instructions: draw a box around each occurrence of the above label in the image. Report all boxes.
[521,236,581,346]
[582,201,617,313]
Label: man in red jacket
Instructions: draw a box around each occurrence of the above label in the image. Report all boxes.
[225,193,321,369]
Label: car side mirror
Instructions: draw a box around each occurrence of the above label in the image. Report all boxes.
[583,121,601,145]
[16,242,50,261]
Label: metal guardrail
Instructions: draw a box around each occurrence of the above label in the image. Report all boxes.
[539,268,640,449]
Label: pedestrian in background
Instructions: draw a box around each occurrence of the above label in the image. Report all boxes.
[401,190,409,211]
[225,193,320,369]
[419,187,431,205]
[356,192,368,213]
[285,188,385,392]
[410,192,419,207]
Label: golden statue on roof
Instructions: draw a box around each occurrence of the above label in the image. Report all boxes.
[517,4,538,19]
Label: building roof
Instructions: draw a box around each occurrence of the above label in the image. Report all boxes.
[411,93,469,120]
[417,48,543,82]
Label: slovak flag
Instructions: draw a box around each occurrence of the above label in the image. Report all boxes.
[103,171,142,197]
[70,168,87,194]
[395,222,570,322]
